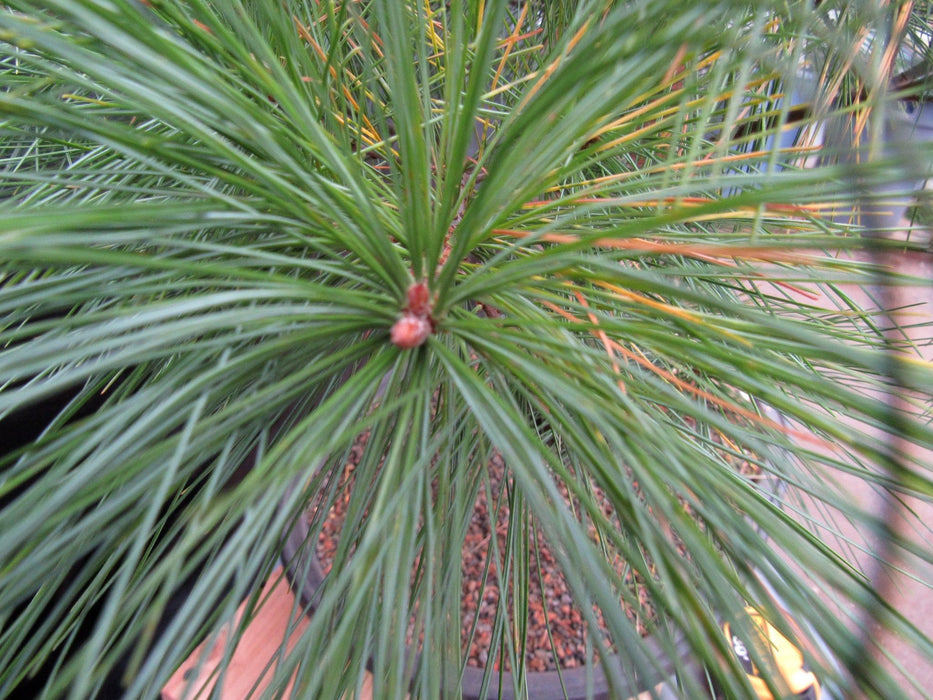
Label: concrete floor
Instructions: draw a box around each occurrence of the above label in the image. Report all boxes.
[782,248,933,699]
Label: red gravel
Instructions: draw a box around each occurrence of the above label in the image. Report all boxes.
[308,433,656,673]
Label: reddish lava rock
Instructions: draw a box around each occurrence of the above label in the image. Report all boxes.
[309,437,656,673]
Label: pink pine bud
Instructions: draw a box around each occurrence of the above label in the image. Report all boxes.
[406,281,432,317]
[390,313,432,349]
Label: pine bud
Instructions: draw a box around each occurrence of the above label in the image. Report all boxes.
[390,313,432,348]
[406,281,432,317]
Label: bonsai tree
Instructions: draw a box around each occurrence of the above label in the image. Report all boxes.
[2,1,932,698]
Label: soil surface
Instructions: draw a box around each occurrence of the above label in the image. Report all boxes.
[309,435,654,672]
[308,409,765,673]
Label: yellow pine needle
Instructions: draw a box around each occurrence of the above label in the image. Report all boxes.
[61,94,112,106]
[517,18,593,111]
[853,1,914,138]
[660,44,689,88]
[530,142,823,198]
[541,297,626,393]
[590,280,752,347]
[541,296,830,447]
[591,77,782,153]
[571,288,624,387]
[523,193,829,218]
[494,228,826,264]
[490,1,530,95]
[293,16,385,150]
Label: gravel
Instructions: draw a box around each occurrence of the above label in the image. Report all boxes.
[308,434,656,674]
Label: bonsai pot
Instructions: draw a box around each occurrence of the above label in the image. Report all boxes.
[279,488,699,700]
